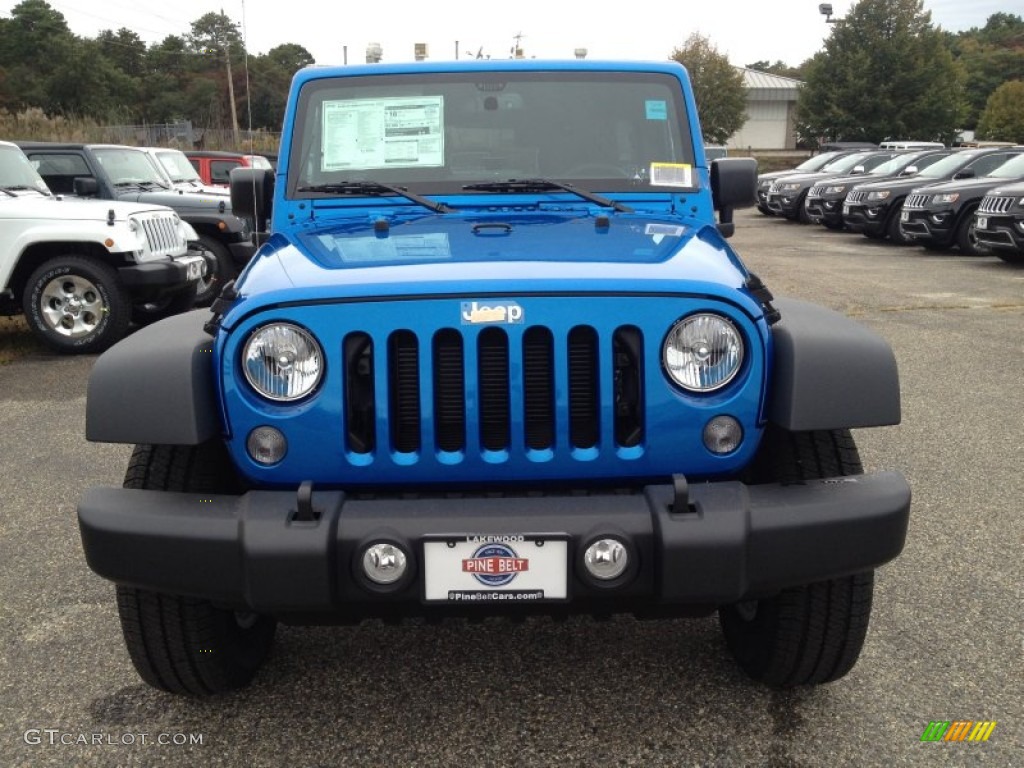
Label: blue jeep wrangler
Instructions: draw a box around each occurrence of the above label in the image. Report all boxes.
[78,59,910,695]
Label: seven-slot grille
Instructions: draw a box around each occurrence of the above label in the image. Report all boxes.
[807,186,823,198]
[845,190,865,204]
[978,196,1014,215]
[342,324,645,459]
[767,181,780,194]
[904,193,930,209]
[137,212,185,256]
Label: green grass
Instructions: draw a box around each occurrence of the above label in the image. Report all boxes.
[0,316,45,364]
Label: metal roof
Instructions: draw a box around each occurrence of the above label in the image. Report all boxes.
[738,68,803,101]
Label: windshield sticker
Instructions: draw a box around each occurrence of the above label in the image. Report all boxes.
[650,162,693,188]
[318,232,451,263]
[645,223,685,237]
[322,96,444,171]
[645,100,668,121]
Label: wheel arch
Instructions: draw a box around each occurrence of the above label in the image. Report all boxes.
[766,298,901,431]
[86,309,222,445]
[4,240,126,300]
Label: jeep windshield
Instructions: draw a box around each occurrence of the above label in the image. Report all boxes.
[93,148,170,189]
[0,144,51,196]
[153,149,204,184]
[288,70,696,197]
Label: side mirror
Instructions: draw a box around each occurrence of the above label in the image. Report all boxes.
[952,169,975,180]
[230,168,274,233]
[899,165,918,176]
[73,176,99,196]
[711,157,757,238]
[851,165,866,175]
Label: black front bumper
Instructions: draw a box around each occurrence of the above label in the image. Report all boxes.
[79,472,911,615]
[900,208,954,245]
[117,256,203,298]
[975,215,1024,251]
[843,203,888,235]
[804,195,845,225]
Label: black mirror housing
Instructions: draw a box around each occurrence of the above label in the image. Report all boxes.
[711,158,757,238]
[72,176,99,196]
[230,168,274,231]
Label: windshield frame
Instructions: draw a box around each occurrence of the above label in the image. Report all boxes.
[0,144,51,195]
[288,70,697,198]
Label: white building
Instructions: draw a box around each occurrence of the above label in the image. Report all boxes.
[728,68,803,151]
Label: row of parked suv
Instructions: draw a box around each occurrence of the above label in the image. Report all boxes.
[759,146,1024,264]
[0,141,262,354]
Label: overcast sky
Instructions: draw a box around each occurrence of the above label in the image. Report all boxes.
[1,0,1016,68]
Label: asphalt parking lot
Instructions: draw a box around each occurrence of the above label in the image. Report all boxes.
[1,208,1021,767]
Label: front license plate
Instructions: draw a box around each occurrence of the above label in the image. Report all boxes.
[842,204,850,216]
[977,216,988,230]
[423,535,568,603]
[900,210,909,222]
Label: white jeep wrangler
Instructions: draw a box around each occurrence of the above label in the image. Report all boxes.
[0,140,204,353]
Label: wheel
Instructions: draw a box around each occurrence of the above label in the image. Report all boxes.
[192,235,236,306]
[719,426,875,687]
[885,201,912,245]
[130,283,198,326]
[795,193,812,224]
[115,442,276,696]
[955,214,990,256]
[22,255,129,354]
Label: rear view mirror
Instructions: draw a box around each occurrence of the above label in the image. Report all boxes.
[710,157,757,238]
[952,169,975,180]
[900,166,918,176]
[851,165,866,175]
[73,176,99,196]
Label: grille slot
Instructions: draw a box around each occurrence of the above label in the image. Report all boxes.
[477,328,510,451]
[522,327,555,450]
[388,331,420,452]
[344,332,376,453]
[613,327,645,448]
[845,190,865,204]
[979,196,1013,215]
[568,326,599,449]
[905,193,929,209]
[433,330,465,452]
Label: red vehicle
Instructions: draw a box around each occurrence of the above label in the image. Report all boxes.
[184,150,272,187]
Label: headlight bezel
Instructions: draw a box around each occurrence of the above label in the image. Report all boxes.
[662,313,745,394]
[866,190,891,201]
[823,185,847,195]
[242,322,325,403]
[932,192,959,205]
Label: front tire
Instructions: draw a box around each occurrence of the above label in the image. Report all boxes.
[719,427,875,687]
[22,255,129,354]
[955,214,989,256]
[885,201,912,245]
[115,442,275,696]
[192,236,236,306]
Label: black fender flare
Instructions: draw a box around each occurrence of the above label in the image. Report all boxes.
[86,310,220,445]
[766,298,901,431]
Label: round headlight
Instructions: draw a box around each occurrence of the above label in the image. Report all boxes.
[663,314,744,392]
[243,323,324,401]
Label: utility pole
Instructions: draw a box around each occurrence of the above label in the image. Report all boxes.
[220,8,240,147]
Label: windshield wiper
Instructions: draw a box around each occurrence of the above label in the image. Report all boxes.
[462,178,634,213]
[297,181,451,214]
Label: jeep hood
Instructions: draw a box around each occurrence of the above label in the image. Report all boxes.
[118,188,236,215]
[2,194,176,221]
[234,211,755,309]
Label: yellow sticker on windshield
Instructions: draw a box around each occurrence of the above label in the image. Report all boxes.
[650,163,692,188]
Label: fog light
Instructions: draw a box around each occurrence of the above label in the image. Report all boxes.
[584,539,628,581]
[362,543,408,585]
[247,426,287,464]
[703,415,743,454]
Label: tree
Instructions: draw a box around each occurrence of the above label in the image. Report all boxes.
[246,44,315,130]
[745,59,806,80]
[187,12,244,139]
[796,0,965,145]
[975,81,1024,143]
[948,14,1024,130]
[670,33,747,145]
